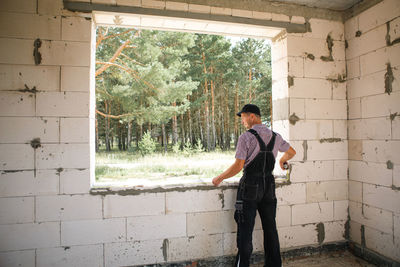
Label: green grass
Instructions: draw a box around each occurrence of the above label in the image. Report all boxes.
[95,149,242,183]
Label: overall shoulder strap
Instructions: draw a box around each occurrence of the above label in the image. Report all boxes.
[266,132,276,152]
[247,129,266,151]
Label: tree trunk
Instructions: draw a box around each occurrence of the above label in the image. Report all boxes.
[210,67,216,150]
[201,51,210,151]
[172,102,178,144]
[161,123,167,154]
[180,114,185,145]
[127,121,131,149]
[105,101,111,151]
[249,68,252,103]
[188,101,193,145]
[198,109,204,146]
[234,85,239,147]
[95,113,99,152]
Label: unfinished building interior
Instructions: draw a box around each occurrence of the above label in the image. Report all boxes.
[0,0,399,266]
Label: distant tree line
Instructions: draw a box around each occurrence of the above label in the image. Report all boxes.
[95,26,272,153]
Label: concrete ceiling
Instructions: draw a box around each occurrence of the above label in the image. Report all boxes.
[270,0,363,11]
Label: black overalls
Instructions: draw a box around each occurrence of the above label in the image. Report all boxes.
[234,129,282,267]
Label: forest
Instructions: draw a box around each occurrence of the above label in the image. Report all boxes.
[95,26,272,154]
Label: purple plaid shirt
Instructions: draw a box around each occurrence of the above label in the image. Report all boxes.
[235,124,290,167]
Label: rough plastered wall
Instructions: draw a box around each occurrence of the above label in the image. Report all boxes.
[0,0,350,266]
[345,0,400,262]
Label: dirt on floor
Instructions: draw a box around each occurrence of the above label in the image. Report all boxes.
[250,250,376,267]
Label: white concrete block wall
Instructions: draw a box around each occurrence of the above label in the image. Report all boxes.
[345,0,400,262]
[2,0,396,265]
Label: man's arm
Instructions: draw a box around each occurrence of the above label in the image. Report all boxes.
[279,146,296,170]
[212,158,245,186]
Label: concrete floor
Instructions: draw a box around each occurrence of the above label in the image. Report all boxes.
[251,250,376,267]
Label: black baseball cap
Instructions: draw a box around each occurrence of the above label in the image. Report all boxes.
[236,104,261,117]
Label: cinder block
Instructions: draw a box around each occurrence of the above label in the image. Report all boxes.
[276,183,306,206]
[271,120,289,141]
[61,218,125,246]
[0,250,35,267]
[92,0,116,4]
[61,16,91,42]
[0,144,33,171]
[0,197,34,224]
[346,23,387,60]
[187,210,235,236]
[117,0,140,6]
[348,98,361,119]
[348,118,394,139]
[272,57,288,80]
[0,117,59,144]
[36,144,89,169]
[167,234,223,262]
[334,200,348,221]
[105,240,164,267]
[307,140,348,161]
[272,97,289,121]
[222,232,237,255]
[37,244,103,267]
[60,169,90,194]
[0,92,35,116]
[333,160,348,180]
[362,140,400,164]
[291,16,305,24]
[363,183,400,213]
[142,0,165,9]
[361,91,400,119]
[40,40,90,66]
[290,160,334,183]
[287,36,344,61]
[358,0,400,33]
[222,189,237,211]
[271,38,287,63]
[304,59,346,80]
[289,98,305,119]
[104,193,165,218]
[188,4,210,13]
[0,222,59,251]
[324,221,345,243]
[288,77,332,99]
[347,70,385,99]
[333,120,347,139]
[360,45,400,76]
[0,13,60,40]
[278,224,317,248]
[392,113,400,140]
[289,120,333,141]
[38,0,63,15]
[127,213,186,241]
[346,57,360,80]
[36,92,89,117]
[0,170,59,197]
[232,9,252,18]
[0,65,60,91]
[252,11,272,20]
[305,99,347,120]
[60,118,89,143]
[332,81,347,100]
[344,15,358,41]
[395,212,400,238]
[349,201,393,234]
[36,195,102,222]
[364,225,397,260]
[388,16,400,44]
[306,18,344,41]
[292,202,334,225]
[166,1,188,11]
[276,205,291,227]
[252,229,264,252]
[272,78,288,101]
[349,220,362,244]
[348,181,362,202]
[288,56,304,78]
[166,189,223,214]
[306,180,348,203]
[287,140,304,162]
[0,0,36,13]
[393,164,400,188]
[271,13,290,23]
[60,66,89,92]
[348,140,363,161]
[349,160,392,186]
[0,38,35,65]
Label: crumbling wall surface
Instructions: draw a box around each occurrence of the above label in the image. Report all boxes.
[345,0,400,263]
[0,0,351,266]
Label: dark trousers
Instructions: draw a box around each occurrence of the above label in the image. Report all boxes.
[234,194,282,267]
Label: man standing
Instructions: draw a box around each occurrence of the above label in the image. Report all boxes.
[212,104,296,267]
